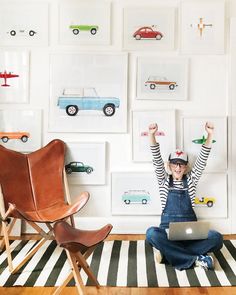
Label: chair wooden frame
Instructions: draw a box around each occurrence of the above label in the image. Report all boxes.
[0,140,89,274]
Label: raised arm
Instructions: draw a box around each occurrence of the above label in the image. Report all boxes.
[191,122,214,184]
[149,123,166,184]
[204,121,214,148]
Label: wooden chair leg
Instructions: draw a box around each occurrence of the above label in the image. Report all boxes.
[67,250,86,295]
[11,237,47,274]
[1,221,13,272]
[75,251,100,287]
[0,218,17,251]
[52,272,74,295]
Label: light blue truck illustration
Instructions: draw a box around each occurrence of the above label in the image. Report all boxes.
[57,87,120,116]
[122,190,151,205]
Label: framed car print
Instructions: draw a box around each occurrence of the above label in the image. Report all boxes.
[182,116,227,172]
[49,52,128,133]
[111,172,162,216]
[0,50,29,103]
[132,110,176,162]
[0,109,42,152]
[194,173,227,219]
[0,1,48,46]
[180,0,225,54]
[65,142,106,185]
[59,1,111,45]
[123,6,175,51]
[136,56,189,100]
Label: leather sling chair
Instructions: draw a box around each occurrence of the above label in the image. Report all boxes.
[0,139,90,274]
[53,220,113,295]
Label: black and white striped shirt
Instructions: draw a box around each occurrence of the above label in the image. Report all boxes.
[151,143,211,211]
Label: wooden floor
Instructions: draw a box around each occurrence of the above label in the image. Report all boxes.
[1,234,236,295]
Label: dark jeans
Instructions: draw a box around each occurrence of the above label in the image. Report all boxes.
[146,226,223,270]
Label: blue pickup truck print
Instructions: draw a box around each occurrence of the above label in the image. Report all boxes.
[57,87,120,116]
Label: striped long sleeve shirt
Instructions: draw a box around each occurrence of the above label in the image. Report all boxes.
[151,143,211,211]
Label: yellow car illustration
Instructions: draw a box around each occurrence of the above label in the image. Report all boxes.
[195,197,215,207]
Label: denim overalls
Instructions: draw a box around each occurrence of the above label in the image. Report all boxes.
[146,174,223,270]
[160,175,197,229]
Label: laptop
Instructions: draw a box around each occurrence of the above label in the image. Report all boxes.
[167,221,210,241]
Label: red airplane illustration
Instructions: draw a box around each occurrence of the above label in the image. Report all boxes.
[0,70,19,87]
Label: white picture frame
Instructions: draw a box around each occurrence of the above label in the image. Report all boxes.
[180,0,225,54]
[182,116,227,172]
[0,1,48,46]
[194,173,227,219]
[132,110,176,162]
[136,56,189,100]
[65,142,106,185]
[0,109,42,152]
[49,52,128,133]
[0,50,29,103]
[111,172,162,216]
[123,6,175,51]
[59,1,111,45]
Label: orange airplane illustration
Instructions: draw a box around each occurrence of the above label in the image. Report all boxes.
[0,70,19,87]
[191,17,213,37]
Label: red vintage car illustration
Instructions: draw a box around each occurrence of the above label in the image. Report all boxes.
[133,26,163,40]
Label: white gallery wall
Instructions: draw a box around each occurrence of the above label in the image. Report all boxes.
[0,0,236,234]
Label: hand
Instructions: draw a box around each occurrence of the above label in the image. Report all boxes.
[148,123,158,135]
[205,122,214,135]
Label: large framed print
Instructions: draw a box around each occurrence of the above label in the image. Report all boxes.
[136,56,189,100]
[132,110,176,162]
[182,117,227,172]
[123,6,175,51]
[0,50,29,103]
[181,0,225,54]
[49,52,128,133]
[59,0,110,45]
[111,172,162,216]
[0,109,42,152]
[194,173,227,219]
[65,142,106,185]
[0,1,48,46]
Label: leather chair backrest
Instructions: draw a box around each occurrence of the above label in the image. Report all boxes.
[0,139,66,212]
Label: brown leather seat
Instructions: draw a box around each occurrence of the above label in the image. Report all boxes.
[53,220,113,295]
[0,139,90,273]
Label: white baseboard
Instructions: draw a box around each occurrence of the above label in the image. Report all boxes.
[21,216,233,235]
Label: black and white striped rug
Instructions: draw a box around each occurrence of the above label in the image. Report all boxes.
[1,239,236,287]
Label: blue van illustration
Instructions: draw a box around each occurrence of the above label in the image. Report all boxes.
[122,190,151,205]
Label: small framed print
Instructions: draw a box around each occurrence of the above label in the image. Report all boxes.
[181,0,225,54]
[136,56,189,100]
[123,6,175,51]
[65,142,106,185]
[132,110,176,162]
[49,52,127,133]
[111,171,162,216]
[195,173,227,219]
[0,109,42,152]
[182,116,227,172]
[0,1,48,46]
[0,50,29,103]
[59,0,111,45]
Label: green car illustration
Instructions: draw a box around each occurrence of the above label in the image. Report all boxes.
[122,190,151,205]
[69,25,99,35]
[65,161,93,174]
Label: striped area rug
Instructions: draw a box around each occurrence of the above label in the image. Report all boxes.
[1,239,236,287]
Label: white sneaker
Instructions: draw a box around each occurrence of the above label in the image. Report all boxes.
[153,248,163,264]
